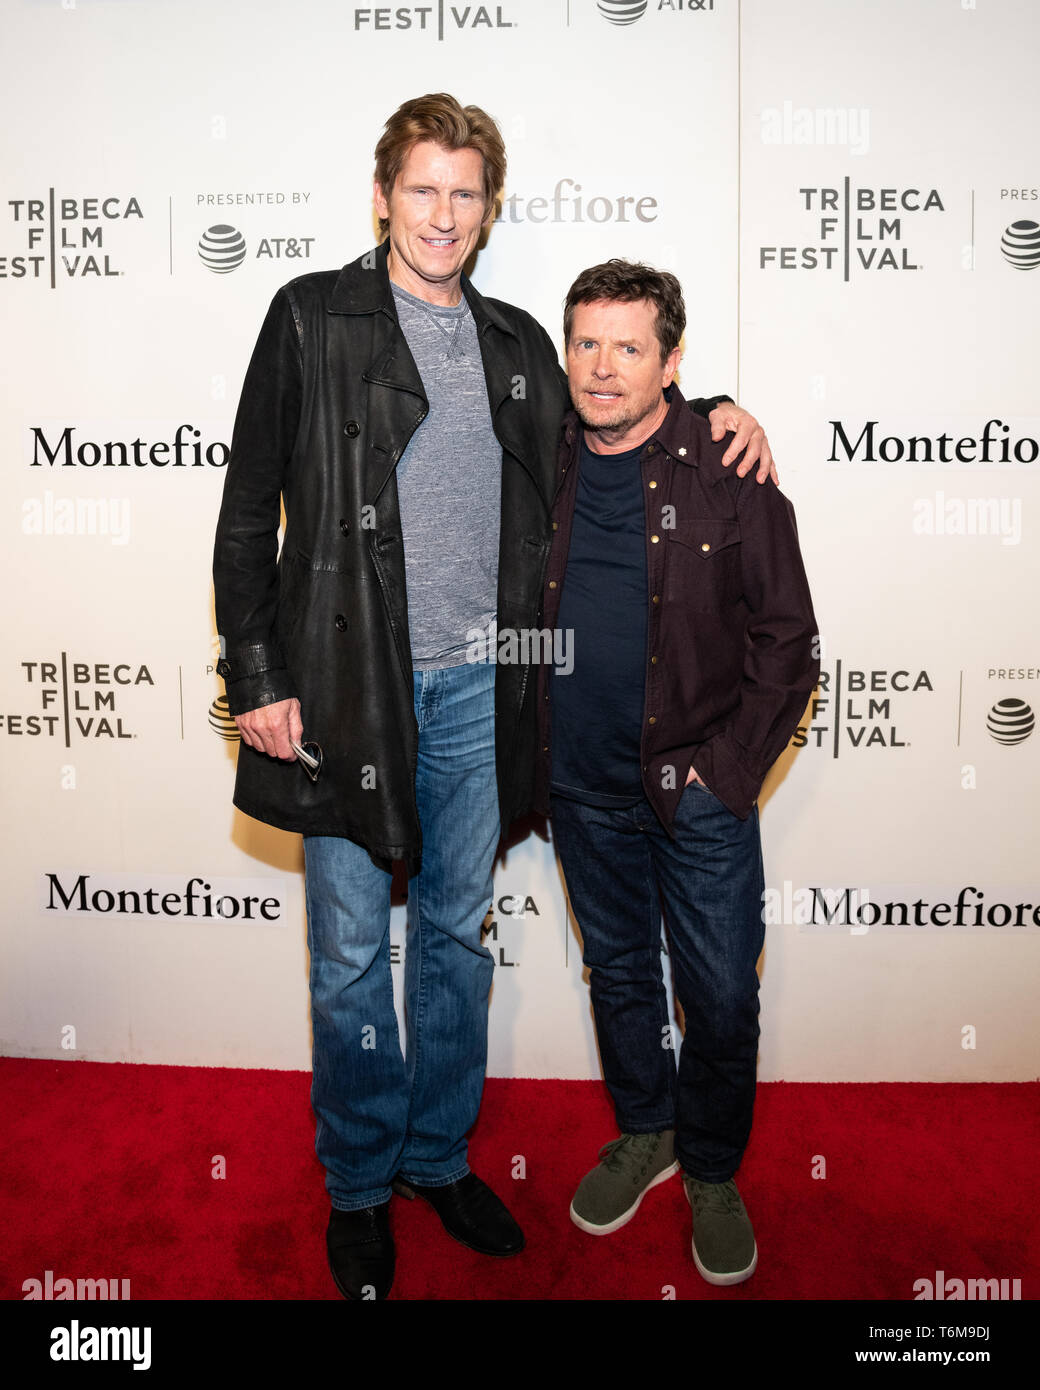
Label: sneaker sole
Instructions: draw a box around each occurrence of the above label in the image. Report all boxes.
[569,1161,680,1236]
[683,1183,758,1285]
[691,1239,757,1286]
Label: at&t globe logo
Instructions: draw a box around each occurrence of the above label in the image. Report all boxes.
[598,1,647,24]
[986,698,1035,745]
[999,220,1040,270]
[198,225,247,273]
[209,694,240,741]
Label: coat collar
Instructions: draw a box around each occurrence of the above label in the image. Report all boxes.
[328,238,516,338]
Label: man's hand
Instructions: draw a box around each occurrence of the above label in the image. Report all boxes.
[708,403,779,486]
[235,697,303,760]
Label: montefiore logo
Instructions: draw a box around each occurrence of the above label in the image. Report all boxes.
[198,224,247,273]
[42,872,284,922]
[496,177,658,225]
[986,698,1034,745]
[28,423,229,469]
[828,418,1040,465]
[999,219,1040,269]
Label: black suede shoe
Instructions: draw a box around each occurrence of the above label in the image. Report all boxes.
[326,1202,394,1300]
[392,1172,524,1256]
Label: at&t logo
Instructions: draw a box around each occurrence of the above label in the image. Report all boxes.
[197,224,315,273]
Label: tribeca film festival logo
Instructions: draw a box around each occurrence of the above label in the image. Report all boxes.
[760,179,944,279]
[352,3,516,36]
[2,657,156,744]
[194,191,315,272]
[1,192,143,286]
[791,654,932,757]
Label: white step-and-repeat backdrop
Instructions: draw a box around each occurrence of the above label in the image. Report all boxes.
[2,0,1037,1081]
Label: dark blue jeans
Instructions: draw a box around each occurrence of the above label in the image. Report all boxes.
[550,782,765,1183]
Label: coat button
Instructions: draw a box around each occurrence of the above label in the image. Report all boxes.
[344,420,360,437]
[678,446,687,457]
[648,480,657,489]
[548,580,557,590]
[648,715,657,725]
[646,443,656,454]
[650,534,660,544]
[701,542,711,552]
[651,655,658,665]
[552,521,558,531]
[335,614,348,631]
[651,594,660,605]
[339,519,350,535]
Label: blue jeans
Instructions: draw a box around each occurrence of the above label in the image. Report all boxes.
[550,782,765,1183]
[304,660,498,1212]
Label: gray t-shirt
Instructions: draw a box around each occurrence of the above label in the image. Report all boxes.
[392,283,502,669]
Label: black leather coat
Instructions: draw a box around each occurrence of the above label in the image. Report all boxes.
[213,241,569,872]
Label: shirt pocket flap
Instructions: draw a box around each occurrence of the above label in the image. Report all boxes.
[666,518,741,558]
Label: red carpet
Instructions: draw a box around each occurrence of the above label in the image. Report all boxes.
[2,1059,1035,1301]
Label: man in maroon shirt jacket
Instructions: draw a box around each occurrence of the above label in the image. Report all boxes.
[535,260,819,1285]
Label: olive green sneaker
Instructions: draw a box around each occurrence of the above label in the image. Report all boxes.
[570,1131,679,1235]
[683,1174,758,1285]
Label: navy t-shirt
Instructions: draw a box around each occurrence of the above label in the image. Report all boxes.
[550,433,647,807]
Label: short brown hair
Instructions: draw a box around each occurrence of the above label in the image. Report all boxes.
[564,260,686,364]
[373,93,506,238]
